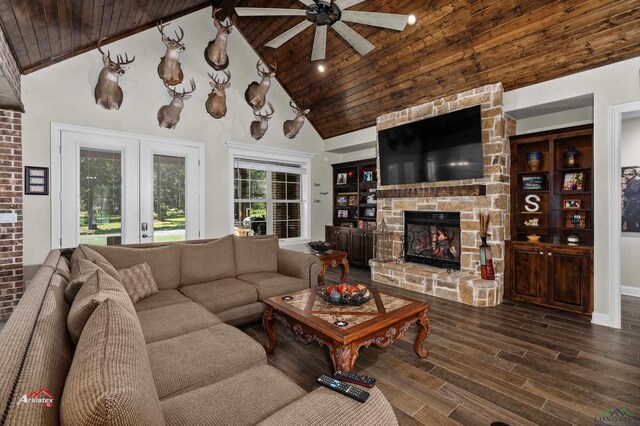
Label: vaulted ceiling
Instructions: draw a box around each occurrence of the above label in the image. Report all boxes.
[1,1,639,139]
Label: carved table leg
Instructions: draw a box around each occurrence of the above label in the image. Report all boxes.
[340,257,349,283]
[328,343,357,372]
[414,309,431,358]
[318,264,327,286]
[262,306,277,353]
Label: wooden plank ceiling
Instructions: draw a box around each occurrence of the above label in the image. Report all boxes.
[0,1,639,139]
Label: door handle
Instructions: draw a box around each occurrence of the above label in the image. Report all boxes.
[142,234,150,238]
[548,252,552,256]
[539,251,544,255]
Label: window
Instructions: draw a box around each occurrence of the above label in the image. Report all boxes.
[234,160,302,239]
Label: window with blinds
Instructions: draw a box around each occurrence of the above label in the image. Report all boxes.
[233,159,303,239]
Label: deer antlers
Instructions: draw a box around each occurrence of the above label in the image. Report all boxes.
[97,37,135,65]
[257,59,277,77]
[157,21,184,42]
[213,8,237,29]
[208,70,231,86]
[254,102,275,119]
[164,78,196,96]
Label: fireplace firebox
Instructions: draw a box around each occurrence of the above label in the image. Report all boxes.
[404,211,461,270]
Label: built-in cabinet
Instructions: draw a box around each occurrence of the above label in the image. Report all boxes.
[505,125,594,315]
[327,159,377,268]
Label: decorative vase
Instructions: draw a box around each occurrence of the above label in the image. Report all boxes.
[479,238,495,280]
[526,151,542,171]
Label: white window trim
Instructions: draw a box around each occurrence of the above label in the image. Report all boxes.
[226,141,315,245]
[51,122,206,249]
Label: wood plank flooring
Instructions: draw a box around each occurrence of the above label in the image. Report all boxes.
[240,267,640,426]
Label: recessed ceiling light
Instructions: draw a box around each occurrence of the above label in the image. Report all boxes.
[318,65,326,73]
[407,15,417,25]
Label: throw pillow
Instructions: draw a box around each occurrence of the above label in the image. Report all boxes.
[118,262,159,303]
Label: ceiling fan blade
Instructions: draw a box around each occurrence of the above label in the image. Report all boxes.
[335,0,366,10]
[341,11,408,31]
[331,21,375,56]
[311,25,327,61]
[235,7,307,17]
[266,21,313,49]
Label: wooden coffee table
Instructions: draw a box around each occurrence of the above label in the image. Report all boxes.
[262,288,431,372]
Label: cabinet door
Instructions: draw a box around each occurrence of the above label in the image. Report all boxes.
[350,231,365,266]
[364,231,375,266]
[547,247,591,313]
[335,228,351,253]
[325,226,337,247]
[509,245,545,303]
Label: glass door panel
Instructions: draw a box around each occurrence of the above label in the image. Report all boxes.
[153,154,186,242]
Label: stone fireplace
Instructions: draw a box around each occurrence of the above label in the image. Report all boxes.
[403,211,461,270]
[369,83,515,307]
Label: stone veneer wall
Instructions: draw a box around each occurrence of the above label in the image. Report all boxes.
[371,83,516,307]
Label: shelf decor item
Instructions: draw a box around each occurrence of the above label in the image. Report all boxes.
[567,234,580,245]
[526,234,541,242]
[363,171,374,182]
[337,209,349,219]
[521,175,544,190]
[336,173,348,185]
[336,195,348,206]
[526,151,542,171]
[563,199,581,209]
[363,208,376,218]
[479,212,495,280]
[373,219,393,262]
[563,146,580,168]
[563,172,584,191]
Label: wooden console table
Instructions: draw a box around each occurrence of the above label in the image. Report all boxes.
[316,250,349,285]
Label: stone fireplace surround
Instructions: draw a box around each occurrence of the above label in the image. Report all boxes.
[370,83,514,307]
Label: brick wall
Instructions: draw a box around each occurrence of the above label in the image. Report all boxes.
[0,109,22,320]
[0,25,21,109]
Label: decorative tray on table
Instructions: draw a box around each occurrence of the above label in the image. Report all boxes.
[316,283,374,306]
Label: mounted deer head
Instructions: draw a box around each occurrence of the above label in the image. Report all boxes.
[204,8,236,71]
[250,102,275,140]
[205,70,231,119]
[157,21,186,85]
[283,100,310,139]
[94,38,135,110]
[157,78,196,129]
[244,59,277,110]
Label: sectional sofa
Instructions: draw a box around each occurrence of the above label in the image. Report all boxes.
[0,235,398,425]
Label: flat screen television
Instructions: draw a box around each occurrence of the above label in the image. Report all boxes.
[378,105,484,186]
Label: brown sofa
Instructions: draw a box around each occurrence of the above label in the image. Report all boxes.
[0,235,398,426]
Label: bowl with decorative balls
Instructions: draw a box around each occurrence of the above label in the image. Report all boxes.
[316,283,374,306]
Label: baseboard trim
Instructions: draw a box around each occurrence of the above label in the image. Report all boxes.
[621,286,640,297]
[591,312,611,327]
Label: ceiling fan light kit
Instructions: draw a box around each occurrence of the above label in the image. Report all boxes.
[235,0,411,61]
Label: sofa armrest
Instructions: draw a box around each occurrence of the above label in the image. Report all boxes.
[257,385,398,426]
[277,249,322,288]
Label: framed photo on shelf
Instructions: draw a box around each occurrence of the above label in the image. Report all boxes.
[336,195,348,206]
[565,212,586,229]
[363,171,374,182]
[563,199,581,209]
[336,173,348,185]
[521,175,544,190]
[347,194,357,206]
[363,208,376,218]
[366,194,376,204]
[563,171,584,191]
[337,209,349,219]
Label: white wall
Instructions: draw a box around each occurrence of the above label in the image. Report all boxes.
[21,9,338,269]
[621,116,640,290]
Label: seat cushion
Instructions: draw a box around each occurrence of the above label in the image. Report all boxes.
[180,236,236,285]
[233,235,279,275]
[147,323,266,399]
[137,302,221,344]
[161,365,305,426]
[134,289,192,312]
[61,299,166,426]
[118,262,160,303]
[238,272,308,300]
[88,244,181,290]
[179,278,258,313]
[67,268,136,345]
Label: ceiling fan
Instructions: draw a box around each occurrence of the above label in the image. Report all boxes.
[235,0,411,61]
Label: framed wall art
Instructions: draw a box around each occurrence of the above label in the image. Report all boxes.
[24,166,49,195]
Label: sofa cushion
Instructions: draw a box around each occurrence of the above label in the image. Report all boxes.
[180,236,236,285]
[70,244,123,283]
[161,365,305,426]
[147,323,266,399]
[118,262,160,303]
[61,299,166,426]
[67,268,136,345]
[88,244,181,290]
[136,302,221,344]
[54,255,71,280]
[233,235,279,275]
[179,278,258,313]
[64,258,101,303]
[134,289,192,312]
[238,272,308,300]
[216,302,266,326]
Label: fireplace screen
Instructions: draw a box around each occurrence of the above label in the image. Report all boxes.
[404,211,461,270]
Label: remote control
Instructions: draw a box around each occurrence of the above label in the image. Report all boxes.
[334,370,376,388]
[317,375,370,403]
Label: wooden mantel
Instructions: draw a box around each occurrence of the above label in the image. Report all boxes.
[376,185,487,199]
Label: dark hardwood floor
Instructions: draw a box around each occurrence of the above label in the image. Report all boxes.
[241,267,640,426]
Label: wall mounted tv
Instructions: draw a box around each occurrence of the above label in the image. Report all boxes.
[378,105,484,186]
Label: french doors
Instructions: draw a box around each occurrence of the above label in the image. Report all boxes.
[56,128,202,248]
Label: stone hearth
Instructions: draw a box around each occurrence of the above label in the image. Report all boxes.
[370,83,515,307]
